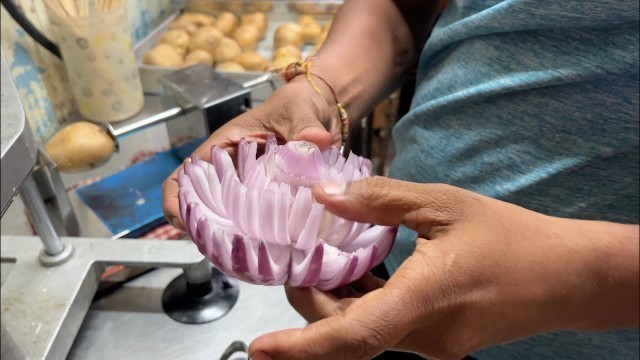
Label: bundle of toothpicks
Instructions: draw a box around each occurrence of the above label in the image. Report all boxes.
[45,0,124,17]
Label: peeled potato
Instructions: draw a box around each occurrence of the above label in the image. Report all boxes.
[143,44,184,67]
[184,49,214,67]
[273,45,302,61]
[274,23,304,48]
[296,15,317,28]
[220,1,244,13]
[270,56,299,70]
[169,20,198,35]
[233,25,261,51]
[159,29,190,55]
[295,15,322,44]
[177,12,216,27]
[216,61,245,72]
[213,37,242,64]
[302,22,322,44]
[288,3,322,14]
[322,20,332,33]
[240,12,267,35]
[244,1,274,12]
[235,51,268,71]
[215,11,238,36]
[45,121,115,172]
[188,26,224,56]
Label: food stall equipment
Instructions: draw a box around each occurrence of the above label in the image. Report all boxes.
[1,50,304,360]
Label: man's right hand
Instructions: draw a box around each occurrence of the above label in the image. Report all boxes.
[162,78,340,230]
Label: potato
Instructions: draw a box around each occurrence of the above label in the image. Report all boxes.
[159,29,190,55]
[235,51,268,71]
[215,11,238,36]
[270,56,299,70]
[213,37,242,64]
[169,20,198,35]
[188,26,224,56]
[45,121,115,172]
[274,23,304,48]
[295,15,322,44]
[302,22,322,44]
[177,12,216,27]
[216,61,245,72]
[296,15,317,28]
[233,25,261,51]
[240,12,267,35]
[288,3,322,14]
[142,44,184,67]
[322,20,332,33]
[273,45,302,61]
[184,50,214,67]
[244,1,274,12]
[220,1,244,13]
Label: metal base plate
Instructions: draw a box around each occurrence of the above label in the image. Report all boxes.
[0,236,203,360]
[162,267,239,324]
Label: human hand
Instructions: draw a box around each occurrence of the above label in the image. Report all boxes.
[162,78,341,230]
[249,176,638,360]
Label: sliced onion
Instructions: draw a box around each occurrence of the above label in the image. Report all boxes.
[178,138,396,290]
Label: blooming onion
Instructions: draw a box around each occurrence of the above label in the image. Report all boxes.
[178,135,396,291]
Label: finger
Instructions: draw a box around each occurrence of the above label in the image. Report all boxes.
[285,273,387,323]
[285,285,354,323]
[250,288,414,360]
[312,176,474,236]
[350,272,386,294]
[264,100,333,149]
[249,81,338,149]
[295,126,333,150]
[162,168,185,231]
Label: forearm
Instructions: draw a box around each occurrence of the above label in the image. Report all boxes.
[307,0,442,122]
[552,217,639,330]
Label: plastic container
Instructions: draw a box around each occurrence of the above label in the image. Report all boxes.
[48,6,144,123]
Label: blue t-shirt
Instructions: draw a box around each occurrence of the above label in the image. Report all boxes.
[386,0,639,358]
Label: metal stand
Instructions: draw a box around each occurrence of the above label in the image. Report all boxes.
[1,236,207,359]
[4,175,240,358]
[1,50,241,360]
[162,259,239,324]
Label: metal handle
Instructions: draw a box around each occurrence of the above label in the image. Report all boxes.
[241,73,279,91]
[106,106,187,140]
[219,341,248,360]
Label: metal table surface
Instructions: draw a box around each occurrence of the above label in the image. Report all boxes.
[67,268,307,360]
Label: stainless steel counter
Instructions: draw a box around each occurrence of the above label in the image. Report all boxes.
[68,268,307,360]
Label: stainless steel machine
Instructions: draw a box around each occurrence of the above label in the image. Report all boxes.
[0,50,306,360]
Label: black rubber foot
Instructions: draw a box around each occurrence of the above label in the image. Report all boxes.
[162,267,239,324]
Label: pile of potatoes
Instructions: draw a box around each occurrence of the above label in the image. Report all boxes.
[143,10,332,72]
[185,0,275,14]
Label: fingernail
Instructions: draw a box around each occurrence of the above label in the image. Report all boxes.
[319,181,346,196]
[250,351,272,360]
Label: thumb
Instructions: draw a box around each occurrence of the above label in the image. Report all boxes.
[312,176,472,234]
[295,125,333,151]
[249,288,413,360]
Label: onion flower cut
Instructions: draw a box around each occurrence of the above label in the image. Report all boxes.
[178,135,396,290]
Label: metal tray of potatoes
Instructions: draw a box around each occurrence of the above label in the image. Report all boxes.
[134,1,340,100]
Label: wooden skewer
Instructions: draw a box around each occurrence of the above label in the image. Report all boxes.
[56,0,76,17]
[79,0,88,16]
[44,0,66,17]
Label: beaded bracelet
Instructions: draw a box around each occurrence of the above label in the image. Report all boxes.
[274,59,350,156]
